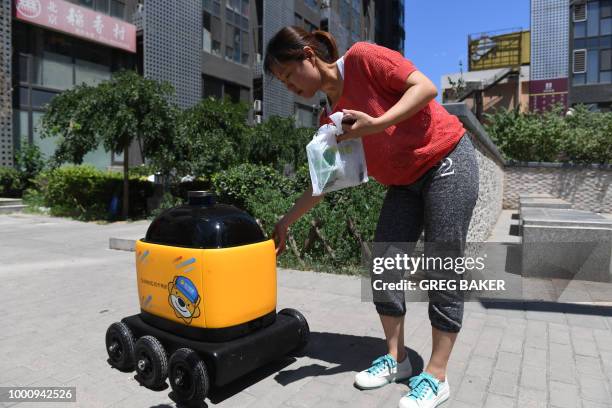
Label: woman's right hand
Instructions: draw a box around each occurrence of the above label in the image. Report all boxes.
[272,218,289,256]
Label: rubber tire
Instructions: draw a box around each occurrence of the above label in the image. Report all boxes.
[105,322,135,371]
[168,348,210,404]
[279,308,310,354]
[134,335,168,389]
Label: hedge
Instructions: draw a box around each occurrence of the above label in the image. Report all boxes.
[0,167,23,198]
[31,165,153,221]
[211,163,386,274]
[484,104,612,164]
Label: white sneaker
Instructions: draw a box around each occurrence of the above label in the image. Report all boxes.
[398,372,450,408]
[354,353,413,390]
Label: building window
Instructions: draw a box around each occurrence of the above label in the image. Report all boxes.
[241,30,250,64]
[37,35,73,90]
[575,21,587,38]
[294,103,317,128]
[573,73,586,85]
[204,13,222,57]
[225,81,240,103]
[32,111,59,160]
[84,0,126,20]
[74,49,111,86]
[340,0,351,28]
[305,19,318,32]
[224,1,249,66]
[588,1,600,37]
[202,75,249,104]
[602,17,612,35]
[602,0,612,17]
[110,0,125,19]
[95,0,107,12]
[587,49,599,83]
[601,48,612,82]
[304,0,318,10]
[203,75,223,99]
[203,12,212,53]
[12,109,28,152]
[351,9,360,36]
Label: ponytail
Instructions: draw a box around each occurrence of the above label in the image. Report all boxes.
[264,26,340,75]
[312,30,339,63]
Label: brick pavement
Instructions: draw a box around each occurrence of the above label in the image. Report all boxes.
[0,212,611,407]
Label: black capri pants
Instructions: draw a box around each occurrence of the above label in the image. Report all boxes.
[371,132,479,333]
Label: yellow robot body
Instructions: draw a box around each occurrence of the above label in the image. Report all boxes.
[135,239,276,329]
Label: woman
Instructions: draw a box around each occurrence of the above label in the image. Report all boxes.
[265,26,479,408]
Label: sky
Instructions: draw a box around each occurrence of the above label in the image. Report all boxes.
[404,0,531,100]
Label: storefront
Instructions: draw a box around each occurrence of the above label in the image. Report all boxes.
[12,0,136,167]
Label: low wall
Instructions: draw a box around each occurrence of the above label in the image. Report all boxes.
[504,162,612,213]
[443,103,506,242]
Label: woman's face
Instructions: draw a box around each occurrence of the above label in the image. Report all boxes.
[271,49,321,98]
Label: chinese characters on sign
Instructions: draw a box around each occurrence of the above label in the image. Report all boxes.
[15,0,136,53]
[529,78,569,112]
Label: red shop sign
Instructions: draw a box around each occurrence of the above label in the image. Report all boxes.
[14,0,136,53]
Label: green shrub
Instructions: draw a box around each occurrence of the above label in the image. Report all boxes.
[211,163,386,274]
[247,116,314,173]
[0,167,23,198]
[177,98,251,177]
[14,143,46,190]
[149,192,184,219]
[35,165,153,221]
[210,163,299,209]
[484,104,612,164]
[128,164,156,178]
[169,178,213,203]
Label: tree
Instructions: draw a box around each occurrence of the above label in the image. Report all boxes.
[177,97,251,177]
[41,70,178,219]
[247,116,313,173]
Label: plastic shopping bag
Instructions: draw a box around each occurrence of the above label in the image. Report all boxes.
[306,111,368,196]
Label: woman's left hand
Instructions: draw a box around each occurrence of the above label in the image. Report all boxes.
[337,109,384,142]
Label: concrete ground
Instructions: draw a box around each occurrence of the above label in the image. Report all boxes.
[1,211,611,408]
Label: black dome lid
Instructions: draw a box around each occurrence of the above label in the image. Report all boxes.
[144,192,266,249]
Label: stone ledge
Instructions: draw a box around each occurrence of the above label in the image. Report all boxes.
[521,207,612,229]
[519,197,572,210]
[442,102,506,165]
[109,237,136,252]
[506,160,612,170]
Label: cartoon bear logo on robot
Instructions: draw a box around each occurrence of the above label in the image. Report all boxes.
[168,276,201,324]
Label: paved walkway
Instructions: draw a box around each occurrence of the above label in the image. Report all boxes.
[0,212,611,408]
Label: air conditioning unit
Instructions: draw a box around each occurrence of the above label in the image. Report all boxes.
[255,114,263,124]
[320,0,330,9]
[253,99,262,112]
[573,3,587,22]
[573,49,586,74]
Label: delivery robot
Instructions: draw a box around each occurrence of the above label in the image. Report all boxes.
[105,191,309,403]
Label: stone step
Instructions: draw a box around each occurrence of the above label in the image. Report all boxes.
[0,198,23,207]
[518,193,554,200]
[0,204,26,214]
[519,197,572,210]
[521,207,612,228]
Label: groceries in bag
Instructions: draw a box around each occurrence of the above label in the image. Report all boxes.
[306,111,368,196]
